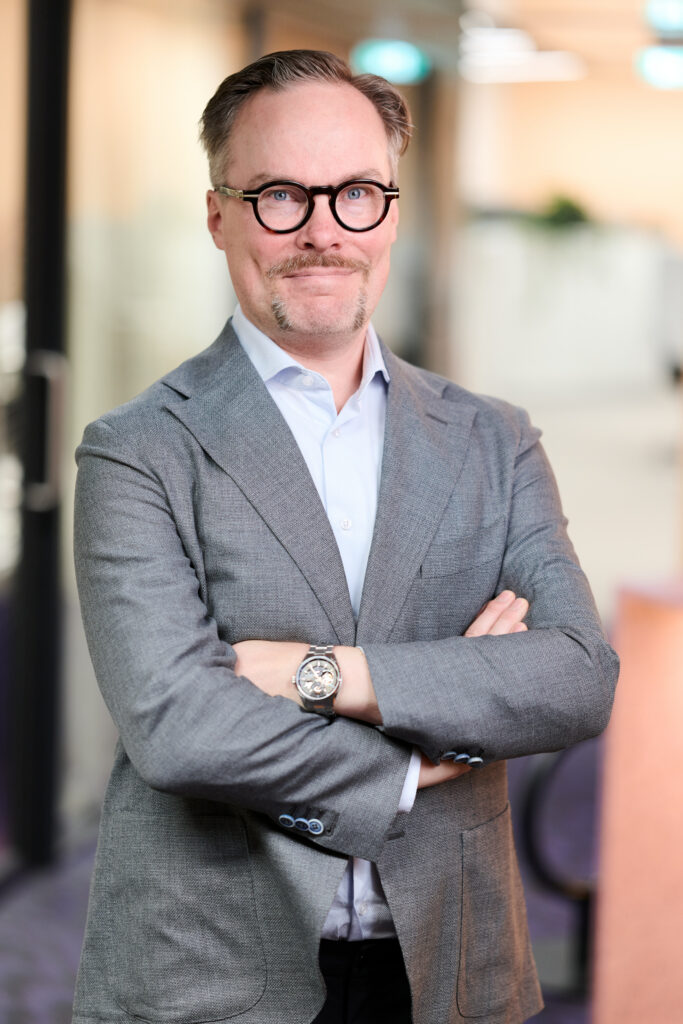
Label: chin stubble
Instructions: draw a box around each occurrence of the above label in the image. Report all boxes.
[267,253,370,335]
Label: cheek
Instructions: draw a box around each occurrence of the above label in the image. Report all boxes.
[366,236,395,284]
[225,242,273,288]
[366,212,398,269]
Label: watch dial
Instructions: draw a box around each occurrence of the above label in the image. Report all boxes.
[299,658,338,699]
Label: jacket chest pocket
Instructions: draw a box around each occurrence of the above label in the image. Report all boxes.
[420,517,507,579]
[391,519,506,641]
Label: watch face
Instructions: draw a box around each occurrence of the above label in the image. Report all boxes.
[297,657,339,700]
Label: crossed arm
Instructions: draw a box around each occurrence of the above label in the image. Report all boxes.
[233,589,529,789]
[75,409,618,859]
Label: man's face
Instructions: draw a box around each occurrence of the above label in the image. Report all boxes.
[206,81,399,352]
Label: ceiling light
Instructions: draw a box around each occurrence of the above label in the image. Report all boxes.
[350,40,432,84]
[636,45,683,87]
[645,0,683,38]
[459,26,585,84]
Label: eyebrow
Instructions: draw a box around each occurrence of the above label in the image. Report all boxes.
[242,169,391,188]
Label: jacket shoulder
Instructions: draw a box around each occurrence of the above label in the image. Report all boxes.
[389,351,537,444]
[76,321,239,460]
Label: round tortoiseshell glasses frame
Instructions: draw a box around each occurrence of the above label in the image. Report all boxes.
[212,179,400,233]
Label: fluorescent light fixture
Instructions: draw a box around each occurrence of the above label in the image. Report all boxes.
[636,45,683,87]
[645,0,683,37]
[459,27,585,84]
[460,27,536,57]
[350,39,431,84]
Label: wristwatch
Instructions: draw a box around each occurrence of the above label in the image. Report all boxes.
[293,645,342,717]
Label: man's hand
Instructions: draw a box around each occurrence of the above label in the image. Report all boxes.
[464,589,528,637]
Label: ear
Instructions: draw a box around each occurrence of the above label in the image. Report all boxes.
[387,197,399,244]
[206,190,226,251]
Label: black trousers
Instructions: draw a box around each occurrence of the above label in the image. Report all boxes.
[313,938,413,1024]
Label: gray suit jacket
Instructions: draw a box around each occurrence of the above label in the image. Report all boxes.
[72,320,618,1024]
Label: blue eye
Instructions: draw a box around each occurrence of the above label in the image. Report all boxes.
[272,190,291,201]
[347,187,363,200]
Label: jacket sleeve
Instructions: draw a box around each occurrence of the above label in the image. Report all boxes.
[362,409,620,765]
[74,416,411,863]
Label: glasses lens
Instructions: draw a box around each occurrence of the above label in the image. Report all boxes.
[256,184,309,231]
[334,182,386,230]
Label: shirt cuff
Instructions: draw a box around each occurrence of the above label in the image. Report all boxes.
[397,747,422,813]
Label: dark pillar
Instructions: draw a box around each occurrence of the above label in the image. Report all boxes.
[10,0,71,867]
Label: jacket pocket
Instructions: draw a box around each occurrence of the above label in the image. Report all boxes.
[99,808,266,1022]
[457,803,535,1019]
[420,518,506,578]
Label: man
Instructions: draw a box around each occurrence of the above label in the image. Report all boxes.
[72,50,619,1024]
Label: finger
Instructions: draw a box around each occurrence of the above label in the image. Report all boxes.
[511,622,528,633]
[464,590,516,637]
[488,597,529,636]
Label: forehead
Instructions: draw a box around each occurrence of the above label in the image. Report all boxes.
[226,81,392,184]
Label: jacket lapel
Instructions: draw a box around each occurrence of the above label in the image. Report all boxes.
[161,322,356,646]
[356,349,477,643]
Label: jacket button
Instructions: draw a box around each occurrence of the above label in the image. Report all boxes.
[278,814,295,828]
[455,753,471,763]
[294,817,310,832]
[467,756,484,767]
[442,751,458,761]
[308,818,324,835]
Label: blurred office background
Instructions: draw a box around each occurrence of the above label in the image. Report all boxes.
[1,0,682,1021]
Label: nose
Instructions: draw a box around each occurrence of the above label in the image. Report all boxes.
[294,194,344,251]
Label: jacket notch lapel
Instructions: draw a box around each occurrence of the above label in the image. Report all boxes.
[356,356,477,643]
[162,325,356,645]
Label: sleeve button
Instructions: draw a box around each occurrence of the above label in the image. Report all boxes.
[467,756,484,767]
[278,814,295,828]
[294,817,310,832]
[307,818,324,835]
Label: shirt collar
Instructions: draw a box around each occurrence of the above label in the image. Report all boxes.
[231,304,390,393]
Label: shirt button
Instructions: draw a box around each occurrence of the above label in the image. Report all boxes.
[332,428,341,438]
[358,902,367,916]
[301,374,314,387]
[340,518,352,531]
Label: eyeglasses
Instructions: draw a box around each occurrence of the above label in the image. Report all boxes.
[212,179,399,233]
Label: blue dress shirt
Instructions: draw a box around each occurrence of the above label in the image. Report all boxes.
[232,305,421,940]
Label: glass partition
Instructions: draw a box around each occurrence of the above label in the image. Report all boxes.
[0,0,27,870]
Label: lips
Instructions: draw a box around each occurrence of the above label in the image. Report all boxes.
[284,267,355,278]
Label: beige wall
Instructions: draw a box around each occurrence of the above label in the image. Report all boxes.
[67,0,247,428]
[0,0,26,304]
[460,72,683,245]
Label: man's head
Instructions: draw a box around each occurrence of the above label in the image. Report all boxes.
[201,51,412,355]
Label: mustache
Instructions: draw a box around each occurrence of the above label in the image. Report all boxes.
[266,253,370,278]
